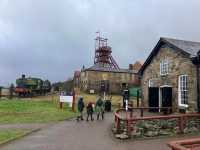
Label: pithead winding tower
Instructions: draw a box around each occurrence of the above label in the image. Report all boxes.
[93,32,120,71]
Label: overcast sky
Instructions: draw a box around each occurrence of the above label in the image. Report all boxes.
[1,0,200,86]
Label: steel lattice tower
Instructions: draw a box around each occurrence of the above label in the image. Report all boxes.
[94,32,120,70]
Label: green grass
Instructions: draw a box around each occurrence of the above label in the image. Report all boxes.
[0,99,77,124]
[0,129,30,144]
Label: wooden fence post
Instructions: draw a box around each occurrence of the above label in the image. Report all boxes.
[127,120,131,136]
[72,91,75,112]
[116,118,120,133]
[141,108,144,117]
[178,116,184,134]
[60,102,63,109]
[130,109,133,119]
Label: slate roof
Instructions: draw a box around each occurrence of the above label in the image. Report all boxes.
[139,37,200,75]
[84,64,137,74]
[162,37,200,56]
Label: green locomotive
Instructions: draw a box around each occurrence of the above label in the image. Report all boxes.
[15,74,51,97]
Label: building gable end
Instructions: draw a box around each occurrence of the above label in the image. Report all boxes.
[139,38,191,76]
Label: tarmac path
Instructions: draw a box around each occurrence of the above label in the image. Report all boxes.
[0,112,193,150]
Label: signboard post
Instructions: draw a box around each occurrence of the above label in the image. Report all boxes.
[59,95,75,111]
[72,91,75,112]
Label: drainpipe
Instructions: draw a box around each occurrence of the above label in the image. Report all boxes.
[197,64,200,113]
[138,73,144,107]
[196,62,200,113]
[192,52,200,113]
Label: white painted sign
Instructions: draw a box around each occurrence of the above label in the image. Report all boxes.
[60,96,73,107]
[89,89,95,94]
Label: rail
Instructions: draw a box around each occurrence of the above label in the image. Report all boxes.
[168,138,200,150]
[116,106,172,118]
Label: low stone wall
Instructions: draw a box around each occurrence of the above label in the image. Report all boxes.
[113,117,200,139]
[132,119,178,138]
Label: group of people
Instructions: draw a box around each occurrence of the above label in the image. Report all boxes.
[76,96,105,121]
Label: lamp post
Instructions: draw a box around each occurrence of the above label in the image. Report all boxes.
[123,89,130,111]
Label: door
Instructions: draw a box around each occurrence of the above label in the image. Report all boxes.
[100,80,109,93]
[161,87,172,112]
[148,87,159,112]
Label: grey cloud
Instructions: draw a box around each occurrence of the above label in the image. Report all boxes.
[1,0,200,86]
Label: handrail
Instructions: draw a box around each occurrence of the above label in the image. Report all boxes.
[115,110,200,121]
[168,138,200,150]
[114,107,200,136]
[115,106,172,120]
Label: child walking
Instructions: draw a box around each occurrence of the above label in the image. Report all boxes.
[86,102,94,121]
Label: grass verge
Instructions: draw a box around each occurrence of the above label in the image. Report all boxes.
[0,99,77,124]
[0,129,31,145]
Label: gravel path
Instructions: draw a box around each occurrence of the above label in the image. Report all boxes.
[0,112,194,150]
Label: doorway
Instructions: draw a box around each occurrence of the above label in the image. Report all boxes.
[148,87,159,112]
[161,87,172,109]
[100,80,109,93]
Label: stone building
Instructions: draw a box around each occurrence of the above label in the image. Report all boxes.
[80,64,140,94]
[139,37,200,113]
[75,35,141,94]
[129,61,143,71]
[73,71,81,88]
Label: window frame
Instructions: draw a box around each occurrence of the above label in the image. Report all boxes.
[178,75,188,108]
[160,59,169,76]
[149,79,153,87]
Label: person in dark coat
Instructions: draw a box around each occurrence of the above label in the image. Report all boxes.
[77,97,85,121]
[86,102,94,121]
[95,97,104,120]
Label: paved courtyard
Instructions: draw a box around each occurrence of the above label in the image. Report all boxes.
[0,112,195,150]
